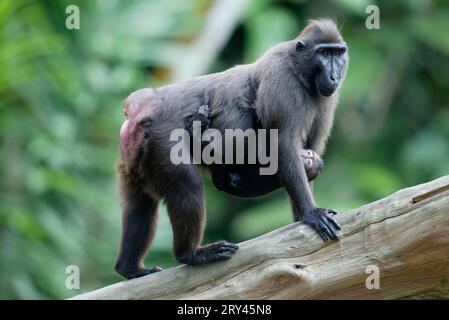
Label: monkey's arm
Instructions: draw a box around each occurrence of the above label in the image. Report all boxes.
[306,109,335,156]
[277,131,340,241]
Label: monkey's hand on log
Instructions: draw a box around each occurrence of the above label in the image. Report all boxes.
[302,208,341,242]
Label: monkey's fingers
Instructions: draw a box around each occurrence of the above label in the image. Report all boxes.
[324,212,341,230]
[319,216,340,240]
[317,218,338,240]
[317,228,329,242]
[304,216,330,242]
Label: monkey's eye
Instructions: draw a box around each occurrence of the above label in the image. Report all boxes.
[335,49,343,56]
[320,49,331,56]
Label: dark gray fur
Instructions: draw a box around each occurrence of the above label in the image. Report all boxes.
[115,18,348,279]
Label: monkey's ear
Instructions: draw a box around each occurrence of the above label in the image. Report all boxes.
[296,40,307,51]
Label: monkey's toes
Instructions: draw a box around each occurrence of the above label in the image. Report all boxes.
[206,241,239,260]
[126,266,163,279]
[150,266,163,273]
[180,241,239,265]
[211,240,239,250]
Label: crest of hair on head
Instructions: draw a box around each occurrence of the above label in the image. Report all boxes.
[297,18,343,44]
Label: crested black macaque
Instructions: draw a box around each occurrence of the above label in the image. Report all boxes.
[115,19,348,279]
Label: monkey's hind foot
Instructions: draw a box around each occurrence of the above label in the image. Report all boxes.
[116,266,163,280]
[178,241,239,265]
[303,208,341,242]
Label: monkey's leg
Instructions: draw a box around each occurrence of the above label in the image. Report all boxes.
[115,164,162,279]
[165,165,239,265]
[278,138,340,241]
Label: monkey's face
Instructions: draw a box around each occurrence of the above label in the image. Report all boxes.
[301,149,324,181]
[313,43,348,97]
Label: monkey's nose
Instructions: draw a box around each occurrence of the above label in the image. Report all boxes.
[329,74,339,88]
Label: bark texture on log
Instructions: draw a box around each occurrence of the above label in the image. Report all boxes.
[71,175,449,300]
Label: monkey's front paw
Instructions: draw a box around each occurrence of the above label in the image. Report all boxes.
[303,208,341,242]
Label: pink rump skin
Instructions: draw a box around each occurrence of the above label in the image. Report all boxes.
[120,97,156,163]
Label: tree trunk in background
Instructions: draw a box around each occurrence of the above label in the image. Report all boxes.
[71,175,449,300]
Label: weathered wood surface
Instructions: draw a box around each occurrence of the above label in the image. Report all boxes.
[71,175,449,300]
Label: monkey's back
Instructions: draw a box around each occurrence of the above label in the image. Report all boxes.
[154,64,257,131]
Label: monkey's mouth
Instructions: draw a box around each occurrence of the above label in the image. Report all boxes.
[319,85,337,97]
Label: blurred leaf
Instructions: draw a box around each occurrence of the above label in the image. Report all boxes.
[230,197,291,240]
[412,12,449,57]
[244,7,298,61]
[354,164,402,199]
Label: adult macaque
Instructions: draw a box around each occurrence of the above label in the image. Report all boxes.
[115,19,348,279]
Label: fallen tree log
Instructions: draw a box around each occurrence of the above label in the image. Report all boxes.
[71,175,449,300]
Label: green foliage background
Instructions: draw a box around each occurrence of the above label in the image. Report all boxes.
[0,0,448,299]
